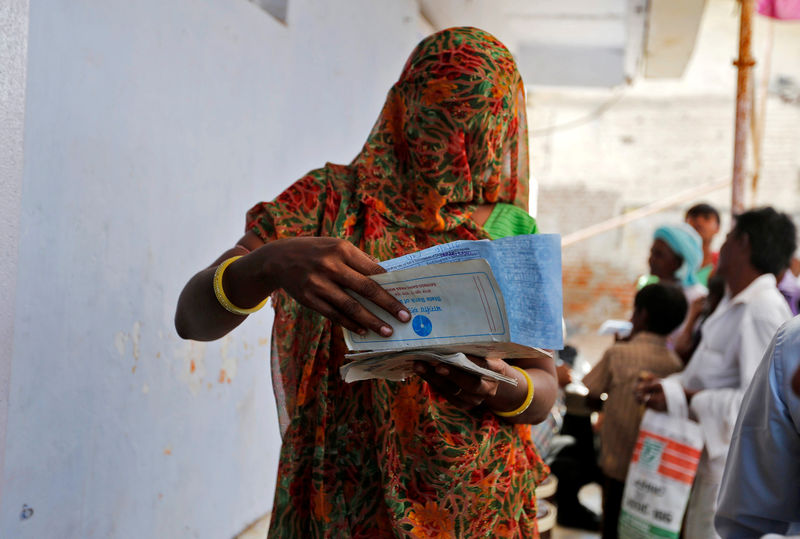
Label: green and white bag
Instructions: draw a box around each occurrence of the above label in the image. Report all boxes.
[618,409,703,539]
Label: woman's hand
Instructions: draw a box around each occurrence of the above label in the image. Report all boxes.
[412,356,507,410]
[262,237,411,336]
[175,233,410,342]
[414,354,558,424]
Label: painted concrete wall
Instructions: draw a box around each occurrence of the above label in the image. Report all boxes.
[0,0,29,519]
[0,0,424,537]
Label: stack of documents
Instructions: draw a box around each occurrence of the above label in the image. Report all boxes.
[339,235,563,384]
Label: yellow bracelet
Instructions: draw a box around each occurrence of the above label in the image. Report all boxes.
[213,256,268,316]
[493,366,534,418]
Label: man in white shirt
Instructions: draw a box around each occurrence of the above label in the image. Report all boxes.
[636,207,796,539]
[715,316,800,538]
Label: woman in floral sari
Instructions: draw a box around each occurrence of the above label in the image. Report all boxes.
[176,27,557,538]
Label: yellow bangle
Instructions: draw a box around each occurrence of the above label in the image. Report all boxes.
[493,366,534,418]
[213,256,268,316]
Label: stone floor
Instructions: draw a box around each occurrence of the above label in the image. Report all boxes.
[552,482,602,539]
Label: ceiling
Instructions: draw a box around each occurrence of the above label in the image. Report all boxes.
[418,0,709,87]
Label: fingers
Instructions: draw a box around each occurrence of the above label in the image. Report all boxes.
[337,255,410,325]
[643,380,662,392]
[483,357,511,375]
[413,362,499,408]
[324,285,396,337]
[315,241,410,328]
[296,294,371,336]
[278,239,410,334]
[634,379,663,404]
[645,393,668,412]
[343,246,386,276]
[434,364,496,398]
[636,372,657,390]
[634,380,650,400]
[415,366,479,409]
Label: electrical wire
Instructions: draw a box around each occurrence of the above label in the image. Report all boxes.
[529,87,628,137]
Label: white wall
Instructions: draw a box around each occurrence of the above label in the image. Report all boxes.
[0,0,29,519]
[0,0,423,537]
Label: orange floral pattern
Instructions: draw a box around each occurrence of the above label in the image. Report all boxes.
[407,501,456,539]
[247,27,545,538]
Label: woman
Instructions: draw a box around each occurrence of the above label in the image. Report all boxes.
[175,27,557,537]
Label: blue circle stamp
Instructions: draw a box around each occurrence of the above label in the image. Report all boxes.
[412,315,433,337]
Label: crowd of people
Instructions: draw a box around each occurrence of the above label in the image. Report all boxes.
[562,203,799,538]
[175,26,800,539]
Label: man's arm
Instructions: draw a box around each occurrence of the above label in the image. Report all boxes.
[715,323,800,537]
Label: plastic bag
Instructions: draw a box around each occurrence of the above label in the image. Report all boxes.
[618,409,703,539]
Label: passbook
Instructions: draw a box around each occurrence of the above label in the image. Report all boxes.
[339,235,563,385]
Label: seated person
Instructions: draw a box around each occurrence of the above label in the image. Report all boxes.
[582,283,688,539]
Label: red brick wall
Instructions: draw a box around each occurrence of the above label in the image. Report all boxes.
[562,257,636,332]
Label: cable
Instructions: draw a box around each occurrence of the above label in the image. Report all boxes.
[529,87,628,137]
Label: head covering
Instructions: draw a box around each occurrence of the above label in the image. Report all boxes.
[353,26,528,232]
[654,223,703,286]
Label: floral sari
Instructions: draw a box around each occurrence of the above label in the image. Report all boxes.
[247,27,547,538]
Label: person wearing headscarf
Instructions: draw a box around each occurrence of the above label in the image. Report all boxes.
[646,223,704,289]
[175,27,557,538]
[639,223,708,358]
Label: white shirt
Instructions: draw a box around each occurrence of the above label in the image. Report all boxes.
[715,316,800,538]
[668,283,708,346]
[663,273,792,480]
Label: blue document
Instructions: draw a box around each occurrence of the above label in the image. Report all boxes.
[380,234,563,350]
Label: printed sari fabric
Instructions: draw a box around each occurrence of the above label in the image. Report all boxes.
[247,27,547,538]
